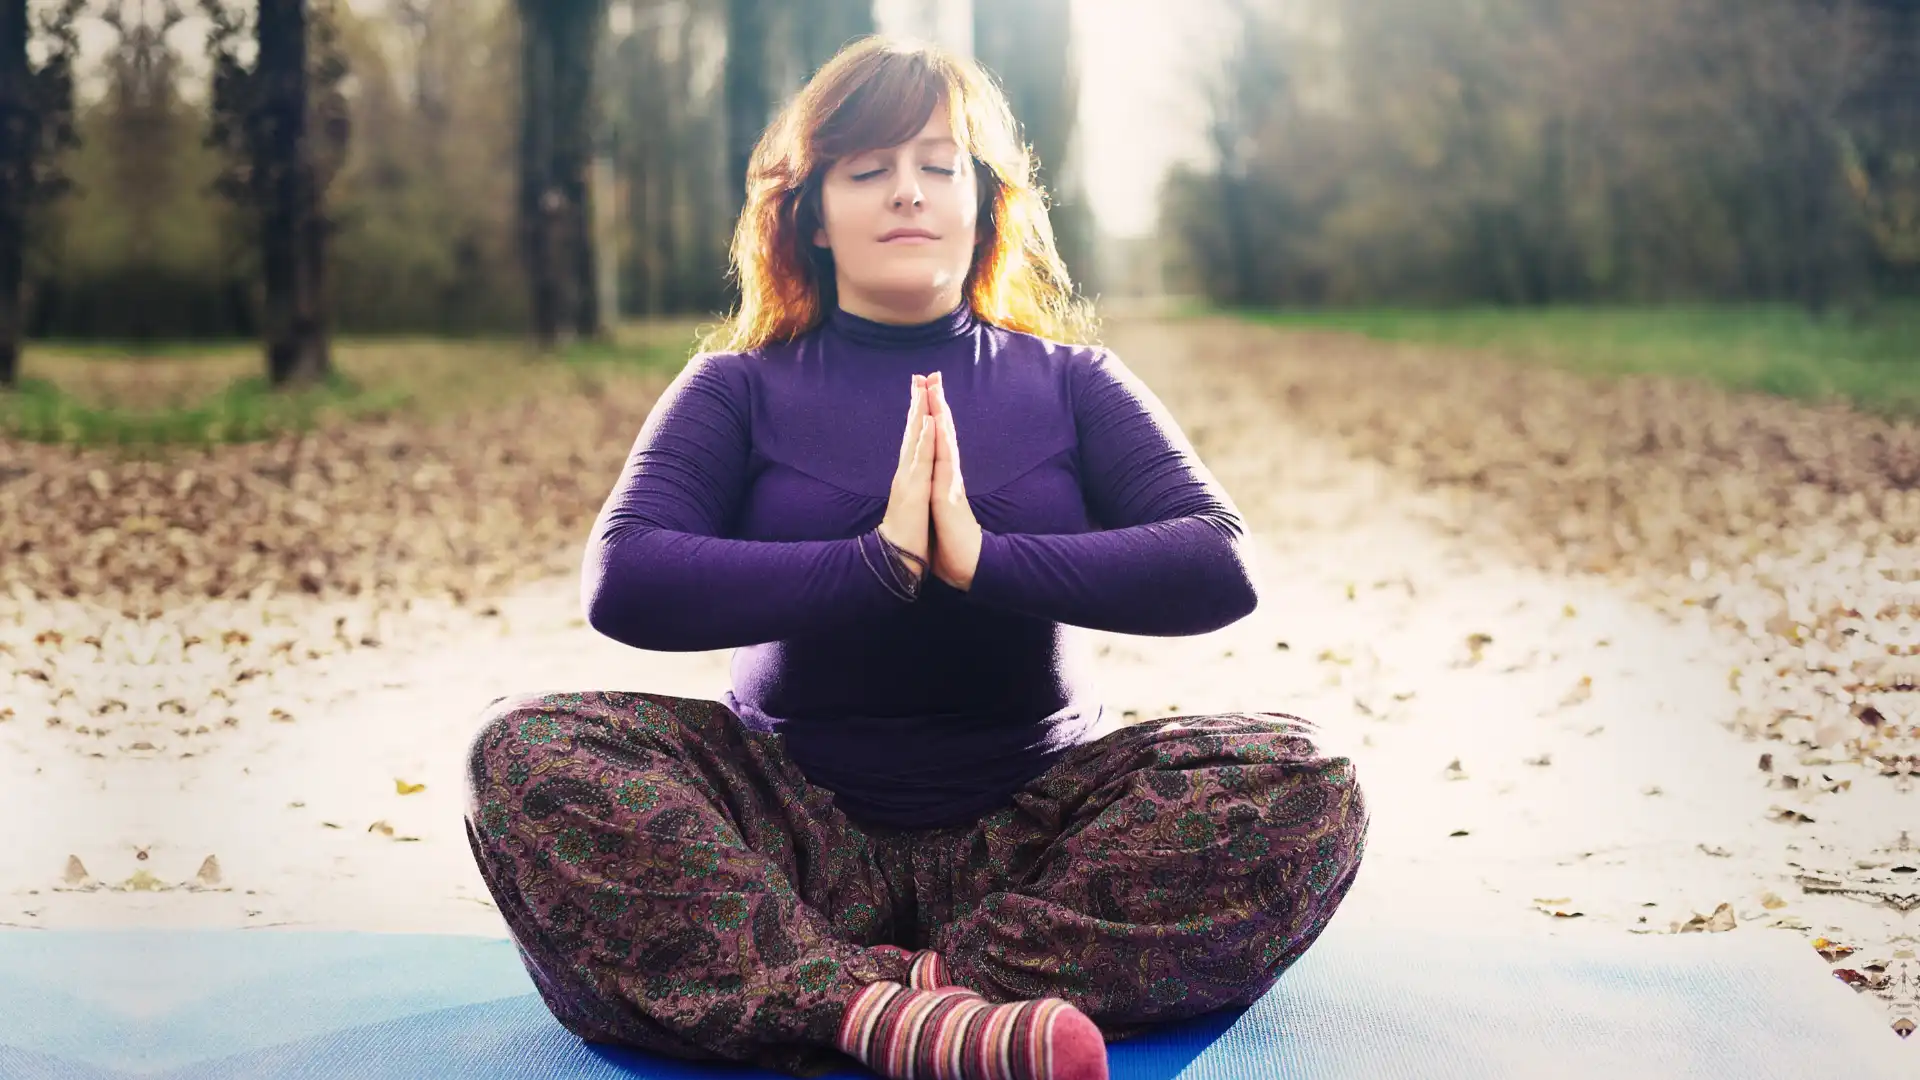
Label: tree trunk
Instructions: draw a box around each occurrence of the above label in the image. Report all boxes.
[795,0,873,77]
[0,0,27,388]
[519,0,565,349]
[519,0,606,348]
[553,0,601,340]
[258,0,328,387]
[972,0,1093,295]
[724,0,769,235]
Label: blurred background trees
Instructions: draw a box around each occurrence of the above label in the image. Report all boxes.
[1163,0,1914,315]
[3,0,1910,349]
[0,0,82,386]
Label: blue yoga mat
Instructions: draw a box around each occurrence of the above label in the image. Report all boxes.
[0,915,1906,1079]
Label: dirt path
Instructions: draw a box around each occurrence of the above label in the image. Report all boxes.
[2,317,1907,1040]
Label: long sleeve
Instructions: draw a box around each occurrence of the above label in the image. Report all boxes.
[962,348,1260,636]
[580,354,908,652]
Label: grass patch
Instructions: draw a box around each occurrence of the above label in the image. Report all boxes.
[1227,303,1919,418]
[0,328,700,448]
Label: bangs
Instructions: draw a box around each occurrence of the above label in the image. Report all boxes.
[813,53,968,162]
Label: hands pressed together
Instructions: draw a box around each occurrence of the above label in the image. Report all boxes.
[876,371,981,593]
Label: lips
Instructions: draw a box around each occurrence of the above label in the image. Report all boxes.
[881,230,938,242]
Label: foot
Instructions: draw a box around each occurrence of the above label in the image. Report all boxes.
[836,981,1108,1080]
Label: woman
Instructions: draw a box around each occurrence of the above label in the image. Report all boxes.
[463,35,1367,1080]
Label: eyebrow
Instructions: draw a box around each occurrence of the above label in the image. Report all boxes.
[850,136,960,159]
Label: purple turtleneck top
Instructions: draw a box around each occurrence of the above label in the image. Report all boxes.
[581,302,1261,829]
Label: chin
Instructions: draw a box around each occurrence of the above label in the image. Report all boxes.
[853,274,964,302]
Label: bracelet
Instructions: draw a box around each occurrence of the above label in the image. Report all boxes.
[875,529,926,599]
[859,529,922,602]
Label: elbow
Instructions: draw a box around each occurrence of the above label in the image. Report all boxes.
[582,572,645,648]
[580,545,673,652]
[1204,527,1262,632]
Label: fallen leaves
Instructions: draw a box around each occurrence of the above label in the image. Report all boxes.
[122,869,165,892]
[1813,937,1856,963]
[395,778,426,795]
[1462,632,1494,666]
[1675,902,1738,933]
[366,818,422,842]
[1556,675,1594,709]
[1833,969,1888,991]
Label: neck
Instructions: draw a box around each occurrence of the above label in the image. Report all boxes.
[834,287,967,326]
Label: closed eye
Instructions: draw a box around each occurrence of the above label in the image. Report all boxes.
[851,167,958,180]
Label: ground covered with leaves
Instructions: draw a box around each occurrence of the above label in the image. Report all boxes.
[0,317,1911,1040]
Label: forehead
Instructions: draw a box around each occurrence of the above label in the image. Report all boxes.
[847,131,960,158]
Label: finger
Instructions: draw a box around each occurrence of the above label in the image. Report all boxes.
[912,417,936,479]
[900,378,925,464]
[940,409,963,490]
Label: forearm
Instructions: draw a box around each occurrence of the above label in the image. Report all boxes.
[961,515,1259,636]
[582,527,910,651]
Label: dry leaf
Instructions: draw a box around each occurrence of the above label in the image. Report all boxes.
[1697,843,1732,857]
[1441,758,1468,781]
[1558,675,1593,708]
[195,855,222,886]
[1758,891,1787,910]
[62,855,92,886]
[1768,806,1815,824]
[1812,938,1856,962]
[1833,969,1890,991]
[1523,752,1552,767]
[368,819,395,837]
[1676,902,1737,933]
[122,869,165,892]
[395,779,426,795]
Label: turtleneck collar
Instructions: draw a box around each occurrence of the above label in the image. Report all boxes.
[826,300,977,350]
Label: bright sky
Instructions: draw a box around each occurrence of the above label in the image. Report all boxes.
[879,0,1224,239]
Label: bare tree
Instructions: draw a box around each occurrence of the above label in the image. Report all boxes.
[723,0,771,245]
[972,0,1095,296]
[0,0,82,388]
[203,0,351,387]
[517,0,607,349]
[793,0,872,79]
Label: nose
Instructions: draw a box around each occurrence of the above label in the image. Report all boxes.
[890,176,924,209]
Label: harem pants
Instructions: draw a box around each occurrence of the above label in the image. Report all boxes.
[463,690,1368,1077]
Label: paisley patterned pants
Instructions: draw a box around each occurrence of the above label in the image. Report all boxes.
[462,691,1368,1077]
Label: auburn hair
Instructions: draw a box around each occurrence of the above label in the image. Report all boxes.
[696,35,1098,355]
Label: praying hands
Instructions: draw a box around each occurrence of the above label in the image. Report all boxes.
[875,371,982,593]
[923,371,982,591]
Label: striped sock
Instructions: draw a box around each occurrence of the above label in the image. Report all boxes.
[834,981,1108,1080]
[869,945,953,990]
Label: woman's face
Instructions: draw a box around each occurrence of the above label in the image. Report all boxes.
[813,101,982,324]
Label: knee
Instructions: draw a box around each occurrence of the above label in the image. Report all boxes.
[465,691,556,792]
[1245,730,1369,867]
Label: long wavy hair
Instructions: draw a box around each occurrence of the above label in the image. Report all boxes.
[695,35,1098,355]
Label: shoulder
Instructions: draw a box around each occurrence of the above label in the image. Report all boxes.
[983,323,1119,382]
